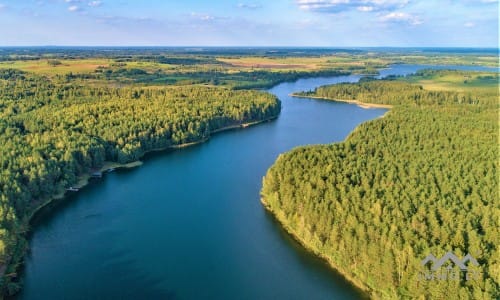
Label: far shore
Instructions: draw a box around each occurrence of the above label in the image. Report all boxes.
[29,115,278,221]
[290,93,393,109]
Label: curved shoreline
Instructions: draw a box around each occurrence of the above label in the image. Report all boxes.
[261,95,394,299]
[28,116,277,222]
[3,115,278,290]
[291,93,393,109]
[260,199,374,298]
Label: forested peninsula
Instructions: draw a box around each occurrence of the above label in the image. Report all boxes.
[0,69,280,293]
[262,73,498,299]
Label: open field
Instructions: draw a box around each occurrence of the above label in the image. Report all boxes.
[0,54,356,89]
[218,55,388,72]
[403,70,499,93]
[380,52,499,67]
[0,59,111,75]
[0,49,497,82]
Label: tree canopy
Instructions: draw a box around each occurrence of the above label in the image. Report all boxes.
[262,74,498,299]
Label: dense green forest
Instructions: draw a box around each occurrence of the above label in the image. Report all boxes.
[0,68,280,293]
[95,67,350,89]
[296,80,483,106]
[262,75,498,299]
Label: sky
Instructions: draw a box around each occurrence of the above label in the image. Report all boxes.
[0,0,498,47]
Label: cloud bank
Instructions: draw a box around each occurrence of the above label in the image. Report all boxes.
[296,0,409,13]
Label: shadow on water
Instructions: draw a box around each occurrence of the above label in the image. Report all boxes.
[29,134,214,228]
[262,208,369,299]
[30,182,99,228]
[22,177,178,300]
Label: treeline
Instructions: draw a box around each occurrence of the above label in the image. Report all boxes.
[262,78,498,299]
[297,80,484,107]
[92,67,350,89]
[0,69,280,294]
[52,64,352,89]
[0,47,363,61]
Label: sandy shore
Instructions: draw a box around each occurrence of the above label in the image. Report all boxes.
[291,93,393,109]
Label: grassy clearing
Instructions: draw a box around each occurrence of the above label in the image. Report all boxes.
[218,56,321,70]
[403,70,499,93]
[0,59,111,75]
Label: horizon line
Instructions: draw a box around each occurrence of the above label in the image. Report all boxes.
[0,45,498,49]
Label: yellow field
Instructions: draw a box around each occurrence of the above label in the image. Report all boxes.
[218,55,388,71]
[0,59,113,75]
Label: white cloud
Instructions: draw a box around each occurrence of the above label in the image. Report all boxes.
[68,5,80,12]
[464,22,475,27]
[296,0,409,13]
[357,6,374,11]
[380,12,422,25]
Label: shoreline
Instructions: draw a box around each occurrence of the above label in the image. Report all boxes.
[290,93,393,109]
[260,94,394,299]
[27,161,144,223]
[260,198,375,299]
[29,115,277,219]
[4,115,278,290]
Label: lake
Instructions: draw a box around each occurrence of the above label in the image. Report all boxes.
[17,64,492,299]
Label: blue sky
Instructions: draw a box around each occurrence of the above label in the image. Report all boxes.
[0,0,498,47]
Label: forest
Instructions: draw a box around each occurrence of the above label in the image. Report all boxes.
[262,73,498,299]
[0,68,280,294]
